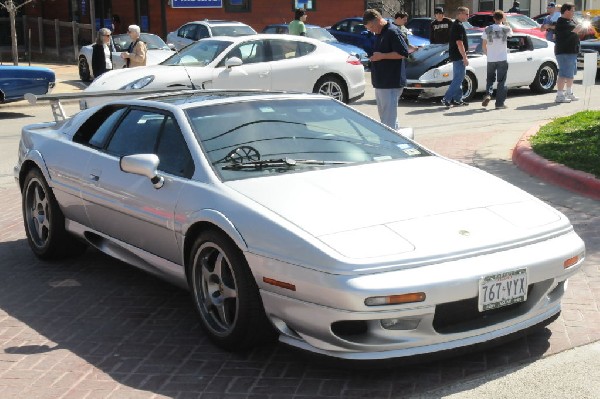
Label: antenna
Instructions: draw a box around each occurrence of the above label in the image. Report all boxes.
[168,42,197,90]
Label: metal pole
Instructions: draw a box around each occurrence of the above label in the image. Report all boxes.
[28,28,31,66]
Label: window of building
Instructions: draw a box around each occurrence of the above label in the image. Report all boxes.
[225,0,251,12]
[292,0,316,11]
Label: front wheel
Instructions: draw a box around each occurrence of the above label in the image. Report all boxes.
[461,72,477,101]
[314,75,348,103]
[188,230,276,350]
[529,62,558,93]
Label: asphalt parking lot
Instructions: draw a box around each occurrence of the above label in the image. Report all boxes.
[0,64,599,398]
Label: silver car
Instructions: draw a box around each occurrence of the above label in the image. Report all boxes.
[16,91,584,360]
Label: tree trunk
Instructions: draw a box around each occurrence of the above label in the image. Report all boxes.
[9,5,18,65]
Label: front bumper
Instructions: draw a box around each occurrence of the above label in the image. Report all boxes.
[577,50,600,69]
[252,229,584,359]
[405,79,450,98]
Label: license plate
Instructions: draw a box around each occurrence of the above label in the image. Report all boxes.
[478,269,527,312]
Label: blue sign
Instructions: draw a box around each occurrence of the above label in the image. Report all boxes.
[140,16,149,32]
[171,0,223,8]
[95,18,102,31]
[81,0,86,16]
[104,18,112,28]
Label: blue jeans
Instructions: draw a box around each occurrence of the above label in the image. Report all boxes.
[375,88,404,130]
[443,60,466,103]
[486,60,509,106]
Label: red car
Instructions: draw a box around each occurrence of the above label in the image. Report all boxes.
[469,12,546,39]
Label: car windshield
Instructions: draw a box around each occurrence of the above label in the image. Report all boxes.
[112,33,170,51]
[161,39,232,66]
[186,98,429,181]
[306,27,337,42]
[211,25,256,36]
[507,15,539,29]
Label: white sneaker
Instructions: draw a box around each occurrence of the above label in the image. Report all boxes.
[565,93,579,101]
[555,94,571,103]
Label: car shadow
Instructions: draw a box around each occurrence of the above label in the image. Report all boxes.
[0,228,562,397]
[0,111,33,119]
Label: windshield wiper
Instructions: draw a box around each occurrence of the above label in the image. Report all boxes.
[222,158,351,170]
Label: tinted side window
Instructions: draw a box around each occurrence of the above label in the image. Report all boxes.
[349,21,366,34]
[196,25,209,39]
[269,39,300,61]
[74,106,126,145]
[106,110,165,157]
[88,108,127,148]
[298,42,316,56]
[531,37,548,49]
[333,21,349,32]
[156,116,194,178]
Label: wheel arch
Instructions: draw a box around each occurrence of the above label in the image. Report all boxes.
[18,153,51,192]
[182,214,248,280]
[313,72,349,102]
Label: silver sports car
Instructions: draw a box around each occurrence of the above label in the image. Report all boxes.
[15,91,584,360]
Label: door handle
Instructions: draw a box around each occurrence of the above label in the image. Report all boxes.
[89,169,101,182]
[89,174,100,182]
[527,57,532,61]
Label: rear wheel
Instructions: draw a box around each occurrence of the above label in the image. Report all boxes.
[78,56,91,82]
[22,168,86,259]
[188,230,276,350]
[461,72,477,101]
[529,62,557,93]
[314,75,348,103]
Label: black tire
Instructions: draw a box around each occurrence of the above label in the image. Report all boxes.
[461,72,477,101]
[314,75,348,103]
[78,56,91,82]
[188,230,276,350]
[22,168,86,260]
[529,62,558,93]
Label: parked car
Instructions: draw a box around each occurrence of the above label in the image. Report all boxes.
[469,12,546,39]
[532,11,597,40]
[327,17,429,55]
[16,89,585,359]
[83,34,365,106]
[407,17,482,40]
[404,34,558,100]
[166,20,257,50]
[261,24,369,67]
[0,65,55,104]
[577,38,600,70]
[78,33,174,82]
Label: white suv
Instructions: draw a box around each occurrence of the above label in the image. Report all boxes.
[166,20,256,50]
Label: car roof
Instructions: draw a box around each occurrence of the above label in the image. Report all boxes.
[186,20,250,26]
[201,33,321,43]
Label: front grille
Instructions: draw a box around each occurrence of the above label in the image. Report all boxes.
[433,285,533,334]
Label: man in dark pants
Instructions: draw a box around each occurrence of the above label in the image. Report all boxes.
[363,9,408,130]
[442,7,470,108]
[482,10,512,109]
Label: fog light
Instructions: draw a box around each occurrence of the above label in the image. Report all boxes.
[365,292,426,306]
[380,318,420,330]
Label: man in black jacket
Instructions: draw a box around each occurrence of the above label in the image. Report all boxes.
[363,9,408,130]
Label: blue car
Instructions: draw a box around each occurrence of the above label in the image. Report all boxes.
[327,17,430,56]
[0,65,55,104]
[261,24,370,68]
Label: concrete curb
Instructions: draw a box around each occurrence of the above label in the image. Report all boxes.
[512,123,600,201]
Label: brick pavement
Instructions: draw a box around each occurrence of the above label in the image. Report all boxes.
[1,153,599,398]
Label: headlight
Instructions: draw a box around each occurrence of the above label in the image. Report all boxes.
[121,75,155,90]
[432,69,441,79]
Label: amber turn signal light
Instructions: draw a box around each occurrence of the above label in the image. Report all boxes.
[365,292,426,306]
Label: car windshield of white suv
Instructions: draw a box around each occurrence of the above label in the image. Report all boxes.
[211,25,257,36]
[186,98,429,181]
[161,40,232,66]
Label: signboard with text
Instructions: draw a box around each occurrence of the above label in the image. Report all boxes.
[171,0,223,8]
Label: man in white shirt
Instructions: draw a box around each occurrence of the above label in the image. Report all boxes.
[481,10,513,109]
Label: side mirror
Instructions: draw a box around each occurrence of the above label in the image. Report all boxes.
[120,154,164,189]
[225,57,243,68]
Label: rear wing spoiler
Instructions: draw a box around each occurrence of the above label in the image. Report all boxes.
[25,88,195,123]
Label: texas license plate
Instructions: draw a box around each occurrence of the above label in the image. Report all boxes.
[478,269,528,312]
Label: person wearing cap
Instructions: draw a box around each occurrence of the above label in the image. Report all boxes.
[363,9,409,130]
[541,3,558,41]
[121,24,147,67]
[508,1,521,13]
[91,27,113,78]
[430,7,452,44]
[289,9,308,36]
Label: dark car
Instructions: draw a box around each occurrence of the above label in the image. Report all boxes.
[577,39,600,70]
[407,17,483,39]
[262,23,370,67]
[327,17,429,55]
[0,65,55,104]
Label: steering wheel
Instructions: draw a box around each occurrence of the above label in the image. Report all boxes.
[225,146,261,164]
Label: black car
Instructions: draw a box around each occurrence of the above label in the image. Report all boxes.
[577,39,600,71]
